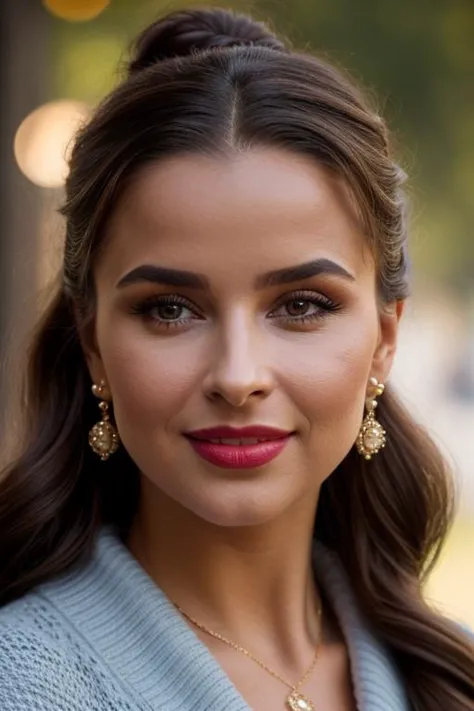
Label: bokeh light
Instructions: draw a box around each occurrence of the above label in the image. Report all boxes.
[43,0,110,22]
[14,100,90,188]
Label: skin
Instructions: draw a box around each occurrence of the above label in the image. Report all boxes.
[83,148,403,709]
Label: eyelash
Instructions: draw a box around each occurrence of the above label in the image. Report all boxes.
[269,290,341,324]
[131,295,201,329]
[130,291,341,330]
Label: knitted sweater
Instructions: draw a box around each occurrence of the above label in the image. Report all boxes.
[0,527,410,711]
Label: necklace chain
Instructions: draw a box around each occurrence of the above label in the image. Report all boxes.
[172,601,323,693]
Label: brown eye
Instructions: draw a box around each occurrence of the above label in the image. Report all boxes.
[131,295,202,328]
[268,290,340,324]
[285,299,311,317]
[155,304,185,321]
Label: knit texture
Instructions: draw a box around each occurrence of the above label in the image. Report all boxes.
[0,527,411,711]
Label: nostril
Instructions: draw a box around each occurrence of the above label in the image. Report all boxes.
[206,387,268,406]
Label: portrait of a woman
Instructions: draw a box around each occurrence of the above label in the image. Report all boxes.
[0,7,473,711]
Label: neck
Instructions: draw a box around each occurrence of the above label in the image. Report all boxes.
[126,476,330,673]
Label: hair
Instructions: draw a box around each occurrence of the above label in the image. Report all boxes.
[0,6,472,709]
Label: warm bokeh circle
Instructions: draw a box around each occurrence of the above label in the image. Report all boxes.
[43,0,110,22]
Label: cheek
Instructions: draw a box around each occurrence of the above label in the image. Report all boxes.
[276,315,378,444]
[95,322,208,436]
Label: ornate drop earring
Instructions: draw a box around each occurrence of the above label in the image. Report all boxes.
[356,376,386,460]
[88,380,120,460]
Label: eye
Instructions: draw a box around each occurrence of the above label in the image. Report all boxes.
[131,295,202,328]
[269,291,341,324]
[284,298,314,317]
[152,302,191,321]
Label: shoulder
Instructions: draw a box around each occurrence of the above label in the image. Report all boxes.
[0,593,86,709]
[0,592,126,711]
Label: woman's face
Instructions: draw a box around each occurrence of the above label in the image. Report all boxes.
[85,149,402,526]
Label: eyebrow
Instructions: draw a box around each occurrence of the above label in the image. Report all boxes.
[116,265,209,289]
[116,258,355,291]
[255,258,356,288]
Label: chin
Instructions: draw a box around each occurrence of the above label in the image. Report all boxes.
[195,509,278,528]
[185,483,299,528]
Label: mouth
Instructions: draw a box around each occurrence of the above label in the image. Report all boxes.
[184,426,294,469]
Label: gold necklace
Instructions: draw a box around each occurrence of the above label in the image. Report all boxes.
[172,600,323,711]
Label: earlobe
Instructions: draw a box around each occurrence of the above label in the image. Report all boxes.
[372,299,405,382]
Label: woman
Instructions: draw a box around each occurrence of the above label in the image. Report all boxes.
[0,7,472,711]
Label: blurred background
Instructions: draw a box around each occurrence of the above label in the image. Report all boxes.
[0,0,473,623]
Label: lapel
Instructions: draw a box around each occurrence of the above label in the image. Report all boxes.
[313,543,411,711]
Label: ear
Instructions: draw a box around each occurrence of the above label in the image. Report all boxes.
[371,299,405,383]
[75,310,108,389]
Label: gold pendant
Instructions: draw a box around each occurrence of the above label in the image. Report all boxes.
[88,420,119,460]
[286,690,314,710]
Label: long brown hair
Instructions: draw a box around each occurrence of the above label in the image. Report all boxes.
[0,8,472,709]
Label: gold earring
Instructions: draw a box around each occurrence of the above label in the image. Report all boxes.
[356,377,386,460]
[88,381,120,461]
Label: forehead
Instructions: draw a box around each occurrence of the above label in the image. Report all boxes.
[101,149,373,285]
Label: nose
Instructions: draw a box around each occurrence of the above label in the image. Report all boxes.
[203,312,273,408]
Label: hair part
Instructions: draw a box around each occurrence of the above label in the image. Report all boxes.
[0,7,472,710]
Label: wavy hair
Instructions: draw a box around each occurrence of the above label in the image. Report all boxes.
[0,8,472,709]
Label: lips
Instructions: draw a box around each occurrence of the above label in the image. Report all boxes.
[187,425,290,440]
[184,426,293,469]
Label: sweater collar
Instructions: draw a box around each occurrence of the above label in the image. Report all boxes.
[312,544,410,711]
[41,527,409,711]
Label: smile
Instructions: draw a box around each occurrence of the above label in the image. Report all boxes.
[184,426,293,469]
[206,437,273,445]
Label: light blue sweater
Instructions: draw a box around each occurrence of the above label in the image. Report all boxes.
[0,527,410,710]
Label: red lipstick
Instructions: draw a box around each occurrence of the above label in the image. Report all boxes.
[184,426,292,469]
